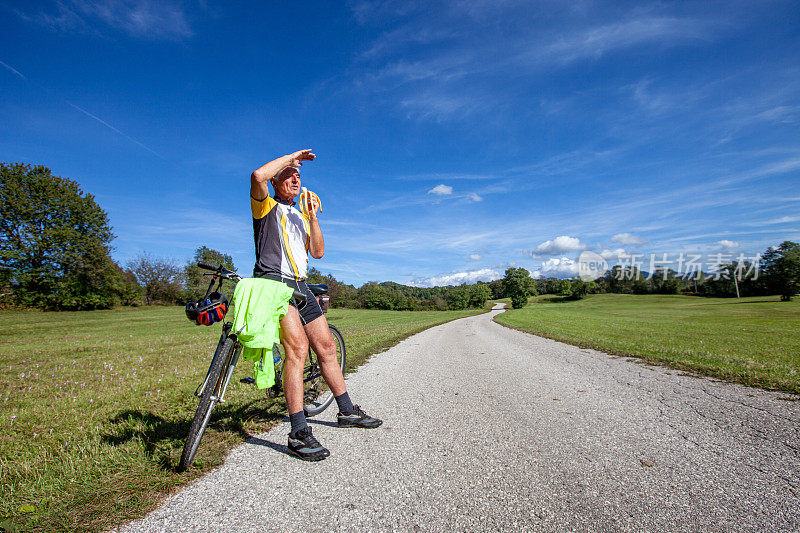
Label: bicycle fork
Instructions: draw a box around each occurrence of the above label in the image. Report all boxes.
[195,335,241,404]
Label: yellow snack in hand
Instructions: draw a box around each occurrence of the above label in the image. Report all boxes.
[299,187,322,217]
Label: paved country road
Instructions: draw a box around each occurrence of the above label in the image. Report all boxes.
[121,305,800,532]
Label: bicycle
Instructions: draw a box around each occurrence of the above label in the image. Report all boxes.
[178,262,346,472]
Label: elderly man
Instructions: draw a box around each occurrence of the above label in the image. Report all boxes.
[250,149,381,461]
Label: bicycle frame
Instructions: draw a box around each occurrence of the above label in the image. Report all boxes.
[191,263,337,406]
[180,262,342,471]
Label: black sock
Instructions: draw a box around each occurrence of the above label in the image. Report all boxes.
[289,410,308,435]
[335,392,354,415]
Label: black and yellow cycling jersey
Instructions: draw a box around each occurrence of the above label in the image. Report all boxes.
[251,194,311,280]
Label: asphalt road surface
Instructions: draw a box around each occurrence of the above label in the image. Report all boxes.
[122,304,800,532]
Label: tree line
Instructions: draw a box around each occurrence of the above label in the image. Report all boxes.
[304,269,492,311]
[2,163,797,311]
[0,163,497,311]
[495,241,800,308]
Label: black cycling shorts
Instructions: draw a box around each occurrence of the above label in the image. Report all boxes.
[285,279,324,326]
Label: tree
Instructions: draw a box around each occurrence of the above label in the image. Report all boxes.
[762,241,800,301]
[562,278,597,300]
[554,279,570,298]
[445,284,470,310]
[117,267,143,306]
[0,162,120,309]
[535,277,561,295]
[358,282,402,310]
[127,254,183,305]
[184,246,236,301]
[333,283,360,308]
[502,267,536,309]
[488,278,505,299]
[468,282,492,308]
[650,268,680,295]
[307,266,363,308]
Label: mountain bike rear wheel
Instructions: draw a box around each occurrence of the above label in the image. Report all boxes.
[303,324,346,417]
[178,336,236,471]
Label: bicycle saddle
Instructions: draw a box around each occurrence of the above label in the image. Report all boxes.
[307,283,328,296]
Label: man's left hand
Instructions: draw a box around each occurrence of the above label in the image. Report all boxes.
[307,194,321,218]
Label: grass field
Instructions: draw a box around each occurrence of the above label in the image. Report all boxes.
[0,305,484,532]
[495,294,800,394]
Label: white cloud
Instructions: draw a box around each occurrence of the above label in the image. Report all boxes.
[16,0,193,40]
[469,254,482,261]
[410,268,501,287]
[599,248,628,260]
[467,192,483,202]
[531,235,587,256]
[765,215,800,224]
[429,184,453,195]
[352,7,722,122]
[716,239,739,248]
[611,232,649,245]
[531,257,580,279]
[538,17,715,66]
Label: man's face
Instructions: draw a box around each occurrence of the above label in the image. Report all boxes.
[272,168,301,201]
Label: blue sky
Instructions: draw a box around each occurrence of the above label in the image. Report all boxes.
[1,0,798,286]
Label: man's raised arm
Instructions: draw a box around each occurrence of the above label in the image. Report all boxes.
[250,149,315,200]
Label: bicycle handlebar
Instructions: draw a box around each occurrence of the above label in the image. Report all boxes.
[197,262,240,280]
[197,262,304,302]
[197,261,219,271]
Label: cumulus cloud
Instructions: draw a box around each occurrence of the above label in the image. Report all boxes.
[716,239,739,248]
[469,253,482,261]
[428,184,453,195]
[410,268,501,287]
[530,236,587,256]
[599,248,629,260]
[611,233,649,246]
[467,192,483,202]
[531,257,580,279]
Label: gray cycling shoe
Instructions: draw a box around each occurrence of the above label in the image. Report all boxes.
[288,427,330,461]
[337,405,383,429]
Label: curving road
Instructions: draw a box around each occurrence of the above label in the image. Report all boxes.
[122,304,800,532]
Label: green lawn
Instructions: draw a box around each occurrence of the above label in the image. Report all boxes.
[495,294,800,394]
[0,305,483,532]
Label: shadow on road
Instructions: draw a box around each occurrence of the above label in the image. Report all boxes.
[245,436,291,456]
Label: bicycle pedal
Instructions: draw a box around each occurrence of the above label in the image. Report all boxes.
[240,377,255,385]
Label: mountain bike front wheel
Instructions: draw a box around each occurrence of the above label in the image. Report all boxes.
[303,324,346,417]
[178,336,236,471]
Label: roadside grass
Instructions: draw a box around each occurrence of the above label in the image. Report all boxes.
[0,305,483,532]
[494,293,800,394]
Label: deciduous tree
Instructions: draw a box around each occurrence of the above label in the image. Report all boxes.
[184,246,236,301]
[0,162,120,309]
[503,267,536,309]
[762,241,800,301]
[127,254,183,305]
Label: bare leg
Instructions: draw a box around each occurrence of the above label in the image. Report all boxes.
[279,306,309,415]
[304,314,346,397]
